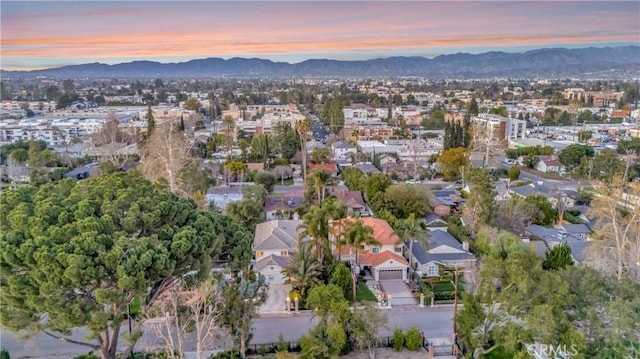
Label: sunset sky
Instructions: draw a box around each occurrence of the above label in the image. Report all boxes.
[1,1,639,71]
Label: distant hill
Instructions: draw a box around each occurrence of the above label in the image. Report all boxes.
[2,46,639,78]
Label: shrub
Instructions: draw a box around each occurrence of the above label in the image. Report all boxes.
[72,354,97,359]
[405,326,423,351]
[208,351,240,359]
[0,348,10,359]
[391,327,405,351]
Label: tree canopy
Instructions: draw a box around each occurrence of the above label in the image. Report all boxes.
[0,172,241,359]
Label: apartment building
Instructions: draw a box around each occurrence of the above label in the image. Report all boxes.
[0,117,106,146]
[472,114,527,141]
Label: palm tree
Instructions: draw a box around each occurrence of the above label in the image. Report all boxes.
[298,199,347,267]
[397,213,429,275]
[222,115,235,158]
[339,218,380,301]
[307,169,332,205]
[295,118,311,179]
[281,241,321,298]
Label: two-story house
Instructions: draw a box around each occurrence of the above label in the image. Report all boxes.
[330,217,409,281]
[253,219,304,284]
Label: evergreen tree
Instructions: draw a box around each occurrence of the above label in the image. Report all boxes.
[178,113,185,131]
[146,102,155,135]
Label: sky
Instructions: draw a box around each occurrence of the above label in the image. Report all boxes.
[1,1,639,71]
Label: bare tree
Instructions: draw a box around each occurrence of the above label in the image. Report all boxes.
[139,120,194,195]
[90,113,134,168]
[469,122,507,168]
[586,176,640,282]
[146,278,223,359]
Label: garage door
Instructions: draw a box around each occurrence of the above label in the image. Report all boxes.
[378,269,403,280]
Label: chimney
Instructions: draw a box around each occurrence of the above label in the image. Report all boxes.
[462,241,469,251]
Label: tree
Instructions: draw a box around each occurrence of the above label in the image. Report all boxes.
[559,144,594,172]
[299,199,347,267]
[436,147,469,181]
[492,197,539,236]
[464,167,497,230]
[384,184,432,219]
[282,241,322,299]
[295,119,311,179]
[364,174,392,208]
[183,97,202,111]
[9,148,28,163]
[543,243,574,271]
[0,173,229,359]
[140,121,193,195]
[588,149,626,182]
[147,278,222,359]
[306,168,333,205]
[456,233,584,357]
[219,272,268,358]
[349,304,388,359]
[340,219,379,301]
[254,170,277,192]
[522,154,540,169]
[397,214,428,272]
[330,263,352,298]
[488,106,508,117]
[341,166,366,192]
[586,177,640,282]
[146,102,155,135]
[222,115,236,157]
[507,166,521,181]
[525,194,558,226]
[224,160,247,182]
[226,197,265,234]
[250,133,272,164]
[302,284,351,358]
[310,147,331,164]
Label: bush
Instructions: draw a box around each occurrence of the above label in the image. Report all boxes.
[208,351,240,359]
[73,354,97,359]
[405,326,423,351]
[0,348,10,359]
[391,327,405,351]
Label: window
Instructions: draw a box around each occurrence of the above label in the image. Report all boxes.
[438,207,447,214]
[280,250,288,256]
[428,265,439,276]
[256,251,264,258]
[371,247,380,254]
[394,246,402,253]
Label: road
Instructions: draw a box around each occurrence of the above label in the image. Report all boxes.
[0,307,454,358]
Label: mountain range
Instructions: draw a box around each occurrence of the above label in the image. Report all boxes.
[3,46,639,79]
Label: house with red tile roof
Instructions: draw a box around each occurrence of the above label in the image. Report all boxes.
[329,217,407,279]
[308,161,338,176]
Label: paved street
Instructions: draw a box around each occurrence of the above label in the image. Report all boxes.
[0,307,454,358]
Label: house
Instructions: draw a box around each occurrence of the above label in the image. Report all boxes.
[331,189,369,216]
[206,185,244,212]
[429,197,452,216]
[254,255,292,285]
[253,219,304,284]
[378,154,397,167]
[330,217,404,260]
[561,223,592,240]
[309,161,338,177]
[525,225,590,263]
[246,162,265,172]
[265,191,304,220]
[63,162,100,180]
[359,251,409,281]
[331,141,356,159]
[424,213,448,231]
[409,230,476,277]
[536,159,565,174]
[355,162,381,175]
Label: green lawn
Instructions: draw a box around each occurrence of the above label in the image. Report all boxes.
[354,282,377,302]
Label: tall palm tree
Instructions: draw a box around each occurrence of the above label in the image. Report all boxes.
[295,118,311,179]
[307,169,332,205]
[397,213,429,274]
[281,240,321,299]
[222,115,236,158]
[339,218,380,301]
[340,218,379,268]
[298,199,347,267]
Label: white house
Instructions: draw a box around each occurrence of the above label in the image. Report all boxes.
[409,230,476,277]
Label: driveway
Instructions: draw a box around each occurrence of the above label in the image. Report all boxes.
[259,283,291,313]
[380,280,416,306]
